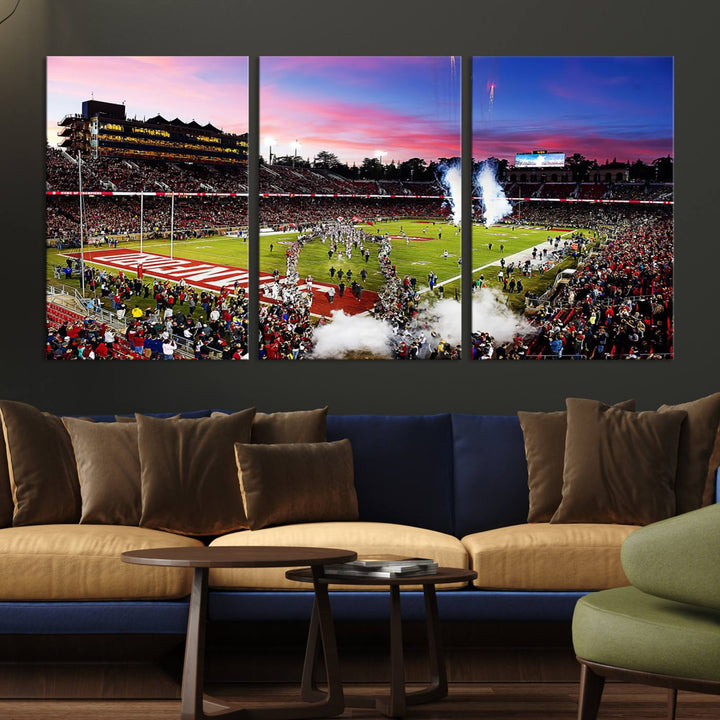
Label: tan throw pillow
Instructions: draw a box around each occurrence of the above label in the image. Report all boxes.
[0,400,81,525]
[658,393,720,514]
[552,398,687,525]
[519,399,636,522]
[62,417,141,525]
[212,408,328,444]
[235,440,358,531]
[138,409,256,536]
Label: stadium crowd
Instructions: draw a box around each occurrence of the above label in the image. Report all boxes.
[47,196,248,241]
[47,147,248,193]
[47,266,248,360]
[260,197,447,230]
[473,209,673,360]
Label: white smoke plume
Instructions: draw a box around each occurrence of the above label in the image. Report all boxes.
[438,160,462,226]
[310,310,395,359]
[418,298,462,345]
[474,159,513,227]
[472,288,533,343]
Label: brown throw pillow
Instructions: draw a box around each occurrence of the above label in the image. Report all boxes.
[115,414,180,423]
[658,393,720,514]
[252,408,328,444]
[0,400,81,525]
[0,422,13,529]
[235,439,358,530]
[704,426,720,507]
[62,417,141,525]
[138,409,256,536]
[552,398,687,525]
[212,408,328,444]
[519,399,636,522]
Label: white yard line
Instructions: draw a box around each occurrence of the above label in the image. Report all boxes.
[416,229,578,295]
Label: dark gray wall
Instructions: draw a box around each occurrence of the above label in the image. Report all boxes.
[0,0,715,415]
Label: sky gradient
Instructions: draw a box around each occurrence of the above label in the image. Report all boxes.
[473,56,673,164]
[46,56,248,146]
[260,56,461,165]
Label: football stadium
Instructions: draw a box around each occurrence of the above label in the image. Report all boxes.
[46,92,251,361]
[46,144,673,361]
[468,55,674,361]
[45,55,673,362]
[468,152,673,360]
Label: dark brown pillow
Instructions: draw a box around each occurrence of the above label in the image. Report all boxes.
[0,422,13,528]
[0,400,81,525]
[138,409,256,536]
[658,393,720,514]
[62,417,141,525]
[252,408,328,444]
[704,426,720,507]
[235,440,358,530]
[518,399,636,522]
[552,398,687,525]
[115,414,180,423]
[212,408,328,444]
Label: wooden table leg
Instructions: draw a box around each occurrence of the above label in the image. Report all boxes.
[344,584,450,718]
[300,597,323,702]
[181,566,343,720]
[308,566,345,716]
[181,567,209,720]
[405,584,447,706]
[374,585,406,718]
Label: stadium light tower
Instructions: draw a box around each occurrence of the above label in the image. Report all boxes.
[291,140,302,168]
[375,150,387,177]
[264,136,276,165]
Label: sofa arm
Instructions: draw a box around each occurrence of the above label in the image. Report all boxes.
[621,503,720,611]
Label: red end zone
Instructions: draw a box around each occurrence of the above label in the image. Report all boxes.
[65,248,376,317]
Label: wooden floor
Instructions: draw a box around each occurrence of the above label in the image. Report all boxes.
[1,683,719,719]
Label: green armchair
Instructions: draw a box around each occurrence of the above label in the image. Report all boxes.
[572,503,720,720]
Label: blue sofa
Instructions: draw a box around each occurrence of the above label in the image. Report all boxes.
[0,411,667,637]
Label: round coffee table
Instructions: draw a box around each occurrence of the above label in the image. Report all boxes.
[122,546,356,720]
[286,566,477,718]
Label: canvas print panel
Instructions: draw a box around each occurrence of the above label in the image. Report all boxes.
[471,57,673,361]
[259,56,461,360]
[46,56,249,360]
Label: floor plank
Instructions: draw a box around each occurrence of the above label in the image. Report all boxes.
[0,683,718,719]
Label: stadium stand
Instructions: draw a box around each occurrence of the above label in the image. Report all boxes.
[578,183,608,200]
[46,145,672,361]
[538,183,577,199]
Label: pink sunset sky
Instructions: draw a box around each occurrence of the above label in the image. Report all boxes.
[260,56,461,166]
[46,56,248,146]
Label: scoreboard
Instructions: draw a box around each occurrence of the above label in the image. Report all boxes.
[515,151,565,168]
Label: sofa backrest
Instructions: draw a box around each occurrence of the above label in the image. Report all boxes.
[451,414,529,537]
[327,414,455,535]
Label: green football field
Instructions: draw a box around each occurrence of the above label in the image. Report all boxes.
[47,220,587,306]
[258,219,584,298]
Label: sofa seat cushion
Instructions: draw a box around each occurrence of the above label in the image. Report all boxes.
[0,525,203,600]
[462,523,638,591]
[573,586,720,681]
[209,522,469,591]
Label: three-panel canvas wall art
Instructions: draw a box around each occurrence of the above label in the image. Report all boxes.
[46,56,673,361]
